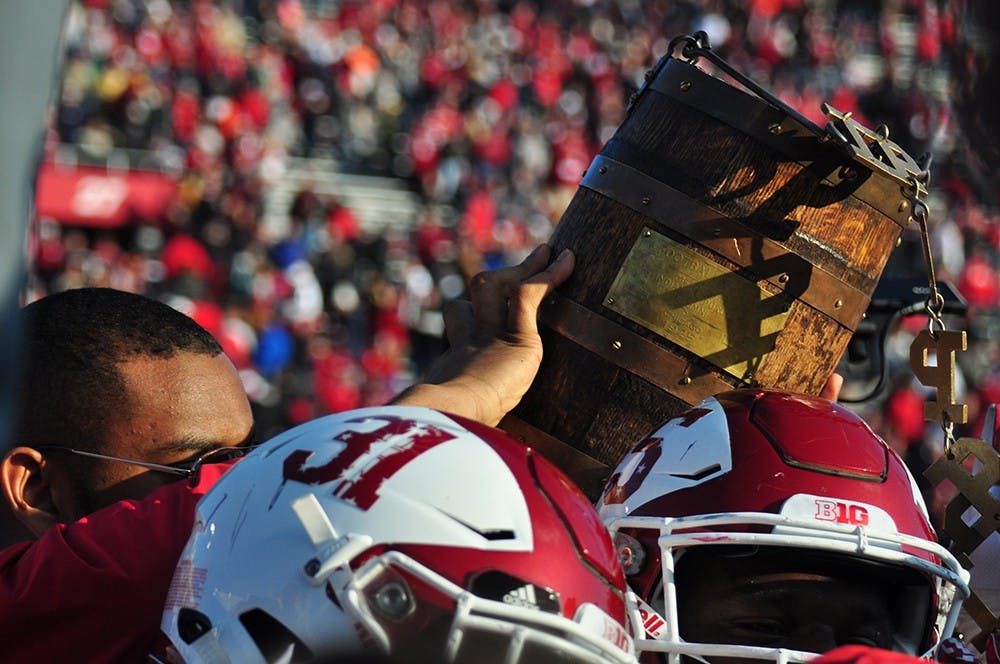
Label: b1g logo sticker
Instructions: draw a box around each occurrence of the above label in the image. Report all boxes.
[283,416,456,510]
[814,499,870,526]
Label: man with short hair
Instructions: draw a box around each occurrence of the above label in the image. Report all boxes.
[0,244,573,661]
[2,288,255,542]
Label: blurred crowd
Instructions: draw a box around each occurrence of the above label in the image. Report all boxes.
[25,0,1000,525]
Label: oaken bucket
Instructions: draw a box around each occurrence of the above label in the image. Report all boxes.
[499,32,929,499]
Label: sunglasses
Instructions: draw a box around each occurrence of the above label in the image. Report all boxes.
[34,444,257,479]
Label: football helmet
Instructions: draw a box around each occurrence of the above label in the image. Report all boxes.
[597,389,970,663]
[161,406,635,663]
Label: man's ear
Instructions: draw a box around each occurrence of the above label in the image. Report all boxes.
[0,447,70,538]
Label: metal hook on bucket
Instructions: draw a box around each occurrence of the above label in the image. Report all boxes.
[659,31,824,136]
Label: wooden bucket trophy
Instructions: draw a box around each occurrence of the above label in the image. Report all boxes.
[500,32,930,499]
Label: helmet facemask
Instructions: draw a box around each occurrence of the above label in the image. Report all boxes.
[339,551,635,663]
[606,510,970,664]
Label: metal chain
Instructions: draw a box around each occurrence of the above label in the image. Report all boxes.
[906,172,955,451]
[912,192,946,336]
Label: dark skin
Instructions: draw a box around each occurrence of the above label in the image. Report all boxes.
[2,351,255,532]
[674,549,900,662]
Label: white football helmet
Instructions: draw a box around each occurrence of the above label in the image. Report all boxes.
[161,406,636,663]
[597,389,970,664]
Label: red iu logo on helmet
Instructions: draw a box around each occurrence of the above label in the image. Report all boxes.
[282,416,456,510]
[814,499,870,526]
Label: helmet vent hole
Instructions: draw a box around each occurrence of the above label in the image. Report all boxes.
[177,607,213,645]
[666,462,722,481]
[238,608,316,664]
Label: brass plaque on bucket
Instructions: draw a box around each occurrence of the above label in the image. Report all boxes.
[605,229,791,381]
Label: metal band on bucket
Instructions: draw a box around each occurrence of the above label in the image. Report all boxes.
[581,155,869,331]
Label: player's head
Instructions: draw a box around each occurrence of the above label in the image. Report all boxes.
[598,389,969,663]
[4,287,252,528]
[161,406,636,663]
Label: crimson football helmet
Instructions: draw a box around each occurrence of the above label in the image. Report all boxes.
[597,389,970,663]
[161,406,635,663]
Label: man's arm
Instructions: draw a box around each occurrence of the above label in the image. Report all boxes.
[392,244,574,426]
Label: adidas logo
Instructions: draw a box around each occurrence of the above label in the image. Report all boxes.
[501,584,540,610]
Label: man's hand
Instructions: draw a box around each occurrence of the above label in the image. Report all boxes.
[392,244,574,425]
